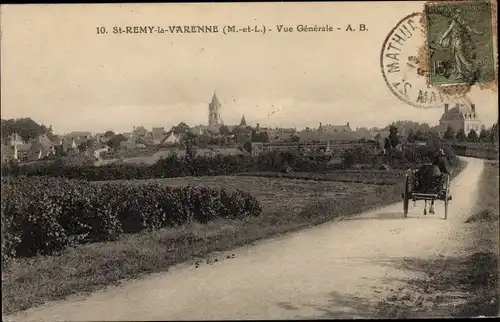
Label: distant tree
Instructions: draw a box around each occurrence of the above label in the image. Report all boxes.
[443,126,455,141]
[489,123,498,143]
[455,129,467,142]
[107,134,127,150]
[406,129,416,143]
[384,137,391,150]
[1,117,51,141]
[382,121,433,139]
[219,125,230,136]
[77,139,93,152]
[290,134,300,142]
[185,141,196,160]
[252,131,269,143]
[185,132,197,141]
[172,122,190,134]
[427,131,440,143]
[104,130,115,138]
[414,130,427,141]
[467,129,479,142]
[54,145,66,157]
[479,125,490,142]
[341,145,375,168]
[429,125,441,133]
[418,123,431,132]
[388,125,400,148]
[232,125,250,135]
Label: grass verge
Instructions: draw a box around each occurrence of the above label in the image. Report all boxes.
[1,161,466,316]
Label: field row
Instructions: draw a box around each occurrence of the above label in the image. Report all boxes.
[233,170,404,185]
[1,176,262,263]
[120,175,398,219]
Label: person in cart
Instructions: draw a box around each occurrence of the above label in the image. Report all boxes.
[433,149,451,179]
[419,149,451,214]
[414,154,443,214]
[416,157,440,193]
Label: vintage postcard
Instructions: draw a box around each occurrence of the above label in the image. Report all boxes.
[1,2,498,321]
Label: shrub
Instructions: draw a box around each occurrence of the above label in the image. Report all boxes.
[341,145,377,168]
[1,176,263,264]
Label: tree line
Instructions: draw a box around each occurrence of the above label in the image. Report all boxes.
[441,123,498,143]
[1,118,55,143]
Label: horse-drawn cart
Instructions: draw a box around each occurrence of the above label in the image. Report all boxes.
[401,165,452,219]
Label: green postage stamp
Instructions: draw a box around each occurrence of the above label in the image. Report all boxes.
[425,1,496,86]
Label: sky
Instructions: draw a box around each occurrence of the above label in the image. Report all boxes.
[1,2,498,135]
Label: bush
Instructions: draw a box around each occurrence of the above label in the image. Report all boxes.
[1,176,263,264]
[341,145,377,168]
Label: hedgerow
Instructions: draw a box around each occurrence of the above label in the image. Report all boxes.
[0,152,323,180]
[1,140,462,181]
[0,176,263,264]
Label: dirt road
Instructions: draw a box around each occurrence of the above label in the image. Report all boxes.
[5,157,485,321]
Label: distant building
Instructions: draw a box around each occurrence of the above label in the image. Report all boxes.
[239,115,247,127]
[132,126,148,137]
[9,133,24,146]
[92,142,111,160]
[34,134,56,157]
[94,133,112,144]
[161,131,181,145]
[51,135,63,146]
[208,92,222,129]
[62,137,78,152]
[266,127,297,142]
[1,144,15,163]
[4,133,57,162]
[297,128,373,144]
[189,125,209,135]
[152,127,166,145]
[67,131,92,141]
[121,130,154,148]
[373,130,391,149]
[439,103,481,136]
[318,122,352,133]
[13,143,32,161]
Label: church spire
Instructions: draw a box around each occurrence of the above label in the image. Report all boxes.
[240,114,247,127]
[211,91,220,106]
[208,91,222,128]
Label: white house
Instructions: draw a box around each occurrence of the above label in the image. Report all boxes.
[93,143,111,160]
[9,133,24,146]
[439,103,482,136]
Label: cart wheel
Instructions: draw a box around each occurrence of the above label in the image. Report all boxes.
[403,175,410,217]
[443,175,450,220]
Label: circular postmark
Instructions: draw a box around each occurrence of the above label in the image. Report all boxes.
[380,12,459,109]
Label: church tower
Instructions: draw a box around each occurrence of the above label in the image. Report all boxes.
[239,114,247,127]
[208,92,222,127]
